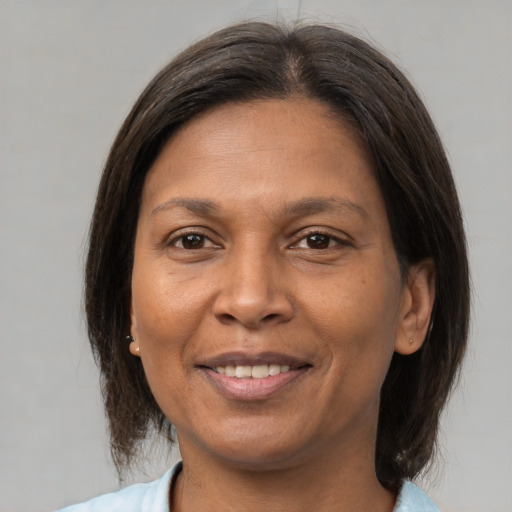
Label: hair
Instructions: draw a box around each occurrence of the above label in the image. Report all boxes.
[85,21,469,490]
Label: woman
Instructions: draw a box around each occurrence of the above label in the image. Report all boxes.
[59,21,469,511]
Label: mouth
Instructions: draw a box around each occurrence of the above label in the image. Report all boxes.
[197,352,312,400]
[213,363,294,379]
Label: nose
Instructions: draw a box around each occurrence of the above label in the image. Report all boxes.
[212,245,294,329]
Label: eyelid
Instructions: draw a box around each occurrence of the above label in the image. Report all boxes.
[290,227,353,249]
[166,227,221,248]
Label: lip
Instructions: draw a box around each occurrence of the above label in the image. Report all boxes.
[201,366,310,401]
[197,351,312,401]
[197,351,310,368]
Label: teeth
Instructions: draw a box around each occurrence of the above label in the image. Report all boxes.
[251,365,269,379]
[235,365,252,378]
[269,364,281,376]
[215,364,292,378]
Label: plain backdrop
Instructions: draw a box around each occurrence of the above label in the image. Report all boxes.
[1,1,511,511]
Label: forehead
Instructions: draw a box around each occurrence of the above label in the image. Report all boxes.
[167,98,364,160]
[141,98,378,210]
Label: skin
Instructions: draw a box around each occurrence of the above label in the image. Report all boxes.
[129,97,435,511]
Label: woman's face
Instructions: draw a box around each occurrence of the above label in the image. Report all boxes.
[130,98,422,469]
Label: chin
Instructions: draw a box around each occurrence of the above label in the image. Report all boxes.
[215,443,311,472]
[192,419,318,472]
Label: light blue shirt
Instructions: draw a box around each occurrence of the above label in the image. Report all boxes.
[57,462,440,511]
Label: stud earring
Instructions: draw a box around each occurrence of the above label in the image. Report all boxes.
[126,335,140,356]
[409,338,414,344]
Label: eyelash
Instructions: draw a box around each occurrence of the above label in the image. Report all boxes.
[292,230,351,250]
[166,229,350,251]
[167,230,218,250]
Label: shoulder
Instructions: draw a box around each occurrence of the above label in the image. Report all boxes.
[394,481,441,512]
[56,463,181,512]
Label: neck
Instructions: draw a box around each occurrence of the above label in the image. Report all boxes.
[172,438,396,512]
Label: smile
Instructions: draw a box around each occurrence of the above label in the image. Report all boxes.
[198,353,312,400]
[214,364,291,378]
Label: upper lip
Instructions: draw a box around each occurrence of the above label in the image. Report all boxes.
[197,351,312,369]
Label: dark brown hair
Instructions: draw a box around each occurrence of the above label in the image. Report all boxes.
[85,21,469,489]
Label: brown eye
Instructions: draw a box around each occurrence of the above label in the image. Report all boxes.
[179,234,205,249]
[168,230,221,252]
[306,234,331,249]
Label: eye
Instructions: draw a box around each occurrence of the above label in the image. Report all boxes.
[304,233,334,249]
[169,232,217,250]
[293,231,349,250]
[178,234,205,249]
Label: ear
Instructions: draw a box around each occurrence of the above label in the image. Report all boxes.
[129,297,141,357]
[395,258,435,355]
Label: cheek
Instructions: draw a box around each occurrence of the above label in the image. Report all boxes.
[130,262,208,381]
[307,261,401,378]
[131,273,204,424]
[132,255,206,333]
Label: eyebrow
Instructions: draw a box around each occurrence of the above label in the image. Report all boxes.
[283,196,368,218]
[149,195,367,219]
[150,198,219,218]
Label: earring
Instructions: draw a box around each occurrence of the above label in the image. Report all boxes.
[126,335,140,356]
[409,338,414,344]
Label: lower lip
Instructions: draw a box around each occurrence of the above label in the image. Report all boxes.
[201,367,310,401]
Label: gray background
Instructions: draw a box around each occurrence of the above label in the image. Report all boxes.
[1,1,511,511]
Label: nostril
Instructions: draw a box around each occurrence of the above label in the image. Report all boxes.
[212,289,294,328]
[216,312,286,328]
[217,313,238,325]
